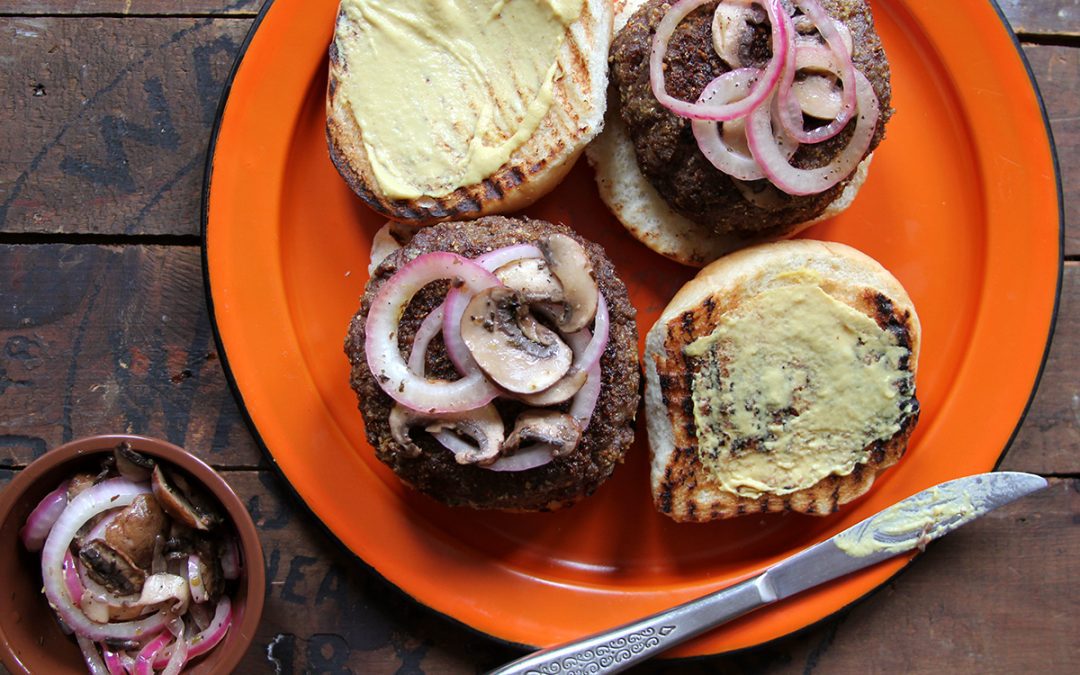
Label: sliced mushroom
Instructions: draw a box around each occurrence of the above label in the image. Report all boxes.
[67,472,98,502]
[540,234,598,333]
[79,540,146,596]
[516,369,588,406]
[794,74,843,120]
[151,465,220,531]
[367,221,417,276]
[460,287,572,393]
[137,573,189,612]
[389,403,504,464]
[502,410,584,458]
[494,257,564,303]
[114,442,155,482]
[104,493,168,570]
[712,2,752,67]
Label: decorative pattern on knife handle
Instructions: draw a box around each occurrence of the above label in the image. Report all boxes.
[524,625,678,674]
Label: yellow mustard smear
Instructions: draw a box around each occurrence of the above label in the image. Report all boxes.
[337,0,583,199]
[684,280,915,498]
[833,487,975,557]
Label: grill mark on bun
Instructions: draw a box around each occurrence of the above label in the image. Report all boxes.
[646,240,920,521]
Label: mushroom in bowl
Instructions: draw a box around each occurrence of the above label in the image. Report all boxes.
[0,435,264,675]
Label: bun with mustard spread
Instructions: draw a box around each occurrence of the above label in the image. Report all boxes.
[644,240,919,521]
[345,217,640,511]
[326,0,613,225]
[587,0,891,266]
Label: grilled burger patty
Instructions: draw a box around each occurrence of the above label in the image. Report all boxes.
[610,0,893,235]
[345,217,640,511]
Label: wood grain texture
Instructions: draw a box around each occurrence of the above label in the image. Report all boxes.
[0,244,262,468]
[632,479,1080,674]
[1,0,1078,39]
[1024,45,1080,258]
[0,17,248,235]
[0,22,1076,245]
[998,0,1080,37]
[1001,262,1080,475]
[0,0,264,15]
[2,470,1071,673]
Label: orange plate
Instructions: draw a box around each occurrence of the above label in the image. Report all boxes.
[204,0,1061,657]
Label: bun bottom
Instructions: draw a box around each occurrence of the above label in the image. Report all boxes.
[585,109,872,268]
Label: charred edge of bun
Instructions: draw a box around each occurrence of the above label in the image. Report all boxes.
[644,239,920,521]
[326,0,613,226]
[345,216,641,511]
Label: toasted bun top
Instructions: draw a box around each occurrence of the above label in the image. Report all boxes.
[644,239,921,521]
[327,0,613,225]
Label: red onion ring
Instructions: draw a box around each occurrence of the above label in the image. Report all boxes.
[63,550,86,606]
[365,252,501,413]
[161,616,189,675]
[407,305,447,375]
[76,633,110,675]
[101,645,126,675]
[691,68,799,180]
[187,555,208,604]
[475,243,543,270]
[651,0,788,121]
[134,631,171,675]
[776,0,857,142]
[20,479,69,552]
[746,69,879,195]
[429,431,485,463]
[152,597,232,669]
[41,478,167,641]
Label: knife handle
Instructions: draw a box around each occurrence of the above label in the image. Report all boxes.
[488,575,775,675]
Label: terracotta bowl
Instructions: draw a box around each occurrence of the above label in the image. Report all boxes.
[0,434,265,674]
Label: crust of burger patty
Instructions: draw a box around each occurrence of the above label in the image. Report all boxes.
[345,217,640,511]
[589,0,884,266]
[644,240,920,521]
[326,0,613,226]
[586,108,872,267]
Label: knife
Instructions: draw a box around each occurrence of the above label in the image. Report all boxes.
[489,471,1048,675]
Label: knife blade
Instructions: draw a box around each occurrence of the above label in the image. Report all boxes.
[489,471,1048,675]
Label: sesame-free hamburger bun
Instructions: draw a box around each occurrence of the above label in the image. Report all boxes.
[644,239,920,521]
[327,0,613,225]
[588,0,891,266]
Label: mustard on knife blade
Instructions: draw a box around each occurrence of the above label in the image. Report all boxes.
[336,0,583,200]
[684,279,917,498]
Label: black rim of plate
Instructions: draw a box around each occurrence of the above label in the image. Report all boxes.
[200,0,1064,663]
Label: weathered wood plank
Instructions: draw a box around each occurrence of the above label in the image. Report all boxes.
[0,244,262,468]
[999,0,1080,37]
[1,0,1078,39]
[1001,261,1080,475]
[0,0,264,15]
[1024,45,1080,258]
[1,22,1077,249]
[229,472,1080,673]
[0,17,249,235]
[636,478,1080,674]
[0,471,1074,672]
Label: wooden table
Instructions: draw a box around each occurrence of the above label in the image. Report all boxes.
[0,1,1075,672]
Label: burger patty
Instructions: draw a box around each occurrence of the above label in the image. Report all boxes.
[344,217,641,511]
[611,0,893,235]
